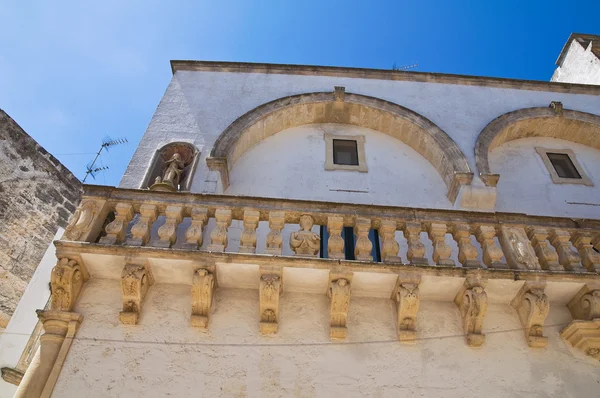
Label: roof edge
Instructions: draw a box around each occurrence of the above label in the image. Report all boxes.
[170,60,600,95]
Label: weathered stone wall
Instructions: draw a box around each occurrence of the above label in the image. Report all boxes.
[0,110,81,324]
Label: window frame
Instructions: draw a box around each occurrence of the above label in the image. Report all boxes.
[324,133,368,172]
[535,147,593,186]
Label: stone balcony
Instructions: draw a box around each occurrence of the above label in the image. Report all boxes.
[54,184,600,359]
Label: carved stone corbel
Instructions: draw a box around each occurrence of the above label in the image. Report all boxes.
[499,226,541,270]
[154,206,183,248]
[50,256,90,312]
[550,229,584,272]
[572,232,600,273]
[454,277,488,347]
[405,222,427,265]
[428,223,454,266]
[354,217,373,261]
[327,271,352,340]
[191,267,216,328]
[511,282,550,348]
[560,319,600,362]
[119,259,155,325]
[327,216,345,260]
[259,266,282,334]
[208,208,232,251]
[452,223,480,268]
[379,220,400,262]
[265,211,285,255]
[391,274,420,343]
[127,204,158,246]
[239,210,260,254]
[182,207,208,250]
[567,284,600,321]
[99,203,134,245]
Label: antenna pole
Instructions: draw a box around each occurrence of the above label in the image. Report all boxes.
[83,137,128,183]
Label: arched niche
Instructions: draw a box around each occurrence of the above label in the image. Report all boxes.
[142,142,200,192]
[207,90,472,203]
[475,103,600,186]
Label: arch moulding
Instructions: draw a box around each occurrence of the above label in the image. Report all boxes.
[207,90,473,203]
[475,103,600,187]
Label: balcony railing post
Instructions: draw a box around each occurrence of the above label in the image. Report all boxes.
[572,232,600,273]
[127,204,158,246]
[182,207,208,250]
[404,222,427,265]
[475,225,505,269]
[379,220,400,262]
[265,211,285,255]
[327,216,345,260]
[428,223,454,266]
[527,228,562,271]
[354,217,373,261]
[99,203,133,245]
[239,210,260,254]
[451,223,480,268]
[550,229,585,273]
[155,206,183,248]
[208,209,232,252]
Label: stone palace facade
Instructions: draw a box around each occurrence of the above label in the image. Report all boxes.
[7,34,600,397]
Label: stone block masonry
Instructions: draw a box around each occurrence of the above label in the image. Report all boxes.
[0,110,81,326]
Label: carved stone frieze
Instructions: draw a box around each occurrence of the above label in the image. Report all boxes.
[550,229,584,272]
[290,215,320,257]
[499,226,541,270]
[354,217,373,261]
[327,216,345,260]
[259,267,282,334]
[154,206,183,248]
[405,222,427,265]
[476,225,505,269]
[99,203,134,245]
[191,267,216,328]
[182,207,208,250]
[527,228,562,271]
[560,319,600,362]
[452,223,480,268]
[127,204,158,246]
[239,210,260,254]
[567,284,600,321]
[572,232,600,273]
[63,200,99,241]
[379,220,400,262]
[119,259,155,325]
[208,208,232,252]
[454,277,488,347]
[511,282,550,348]
[265,211,285,255]
[50,256,90,312]
[428,223,454,266]
[392,275,420,343]
[327,271,352,340]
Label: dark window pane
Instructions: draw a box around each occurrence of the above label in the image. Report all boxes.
[547,153,581,179]
[333,139,359,165]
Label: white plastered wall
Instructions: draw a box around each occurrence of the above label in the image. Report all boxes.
[551,40,600,85]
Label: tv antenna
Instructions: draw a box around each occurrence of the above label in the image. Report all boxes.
[83,136,128,183]
[391,62,419,71]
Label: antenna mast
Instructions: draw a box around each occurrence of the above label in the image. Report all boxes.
[83,136,128,183]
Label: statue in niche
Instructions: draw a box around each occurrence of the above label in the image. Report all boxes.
[290,215,321,256]
[150,152,186,192]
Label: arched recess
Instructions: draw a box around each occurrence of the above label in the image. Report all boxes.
[475,103,600,186]
[142,142,200,192]
[207,90,472,203]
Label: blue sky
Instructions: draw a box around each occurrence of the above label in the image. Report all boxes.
[1,0,598,187]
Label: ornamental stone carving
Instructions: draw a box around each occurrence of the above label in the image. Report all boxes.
[259,267,282,334]
[50,257,89,312]
[500,226,541,270]
[327,216,345,260]
[511,282,550,348]
[428,223,454,266]
[119,259,155,325]
[405,222,427,265]
[567,284,600,321]
[208,209,232,252]
[560,319,600,362]
[150,153,185,192]
[328,272,352,340]
[154,206,183,248]
[550,229,584,272]
[354,217,373,261]
[290,215,320,257]
[527,228,562,271]
[239,210,260,254]
[99,203,134,245]
[63,200,99,241]
[191,267,215,329]
[265,211,285,255]
[572,232,600,273]
[127,204,158,246]
[454,277,488,347]
[392,275,420,343]
[452,223,480,268]
[476,225,505,268]
[379,220,400,262]
[182,207,208,250]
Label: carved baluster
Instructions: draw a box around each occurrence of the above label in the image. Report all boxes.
[475,225,505,269]
[327,216,345,260]
[404,222,427,265]
[328,272,352,340]
[527,228,562,271]
[99,203,133,245]
[550,229,584,272]
[392,275,420,343]
[499,226,541,270]
[265,211,285,255]
[452,223,480,268]
[379,220,400,262]
[259,266,282,334]
[511,282,550,348]
[290,215,320,257]
[455,277,488,347]
[354,217,373,261]
[208,209,232,251]
[239,210,260,254]
[50,256,90,311]
[127,204,158,246]
[191,267,215,328]
[182,208,208,250]
[428,223,454,266]
[154,206,183,248]
[119,259,154,325]
[572,232,600,273]
[567,283,600,320]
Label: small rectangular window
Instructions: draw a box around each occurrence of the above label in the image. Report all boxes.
[333,139,359,166]
[547,153,581,179]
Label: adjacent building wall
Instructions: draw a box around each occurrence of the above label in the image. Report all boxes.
[551,35,600,85]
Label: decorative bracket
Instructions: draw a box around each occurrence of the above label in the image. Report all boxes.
[327,271,352,340]
[259,266,282,334]
[119,259,155,325]
[567,283,600,321]
[50,255,90,312]
[454,276,488,347]
[511,282,550,348]
[391,274,420,343]
[560,319,600,362]
[191,266,216,329]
